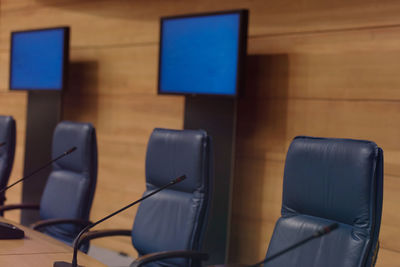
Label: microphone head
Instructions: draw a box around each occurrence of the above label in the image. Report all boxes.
[315,223,339,237]
[324,223,339,233]
[172,175,186,184]
[65,146,77,155]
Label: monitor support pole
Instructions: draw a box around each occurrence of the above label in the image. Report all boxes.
[184,96,237,265]
[21,90,62,225]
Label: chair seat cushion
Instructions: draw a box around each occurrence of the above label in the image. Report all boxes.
[132,189,206,266]
[265,215,370,267]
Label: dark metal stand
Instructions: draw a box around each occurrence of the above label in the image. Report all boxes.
[21,91,62,225]
[184,96,237,265]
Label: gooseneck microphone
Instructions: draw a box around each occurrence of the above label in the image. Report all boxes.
[248,223,339,267]
[0,147,77,195]
[54,175,187,267]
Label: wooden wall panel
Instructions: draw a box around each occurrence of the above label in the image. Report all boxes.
[0,0,88,12]
[381,175,400,252]
[1,0,400,266]
[247,27,400,101]
[0,52,10,90]
[69,45,159,96]
[376,248,400,267]
[3,0,400,49]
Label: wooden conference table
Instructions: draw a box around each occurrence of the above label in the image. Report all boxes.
[0,218,105,267]
[2,216,397,267]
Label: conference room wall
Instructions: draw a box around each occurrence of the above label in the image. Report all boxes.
[1,0,400,265]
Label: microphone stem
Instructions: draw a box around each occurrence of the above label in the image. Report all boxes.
[71,175,185,267]
[248,235,315,267]
[0,147,76,194]
[248,223,338,267]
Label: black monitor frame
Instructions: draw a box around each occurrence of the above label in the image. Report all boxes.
[9,26,70,91]
[158,9,248,98]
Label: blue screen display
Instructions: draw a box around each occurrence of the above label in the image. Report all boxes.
[10,28,67,90]
[159,13,242,96]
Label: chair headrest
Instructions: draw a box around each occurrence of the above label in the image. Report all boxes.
[282,136,381,228]
[0,116,15,159]
[0,116,16,190]
[52,121,97,174]
[145,128,210,193]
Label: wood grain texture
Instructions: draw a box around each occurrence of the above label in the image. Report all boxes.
[0,52,10,90]
[247,26,400,101]
[376,248,400,267]
[0,253,106,267]
[0,218,106,266]
[3,0,400,50]
[236,98,400,175]
[1,0,400,265]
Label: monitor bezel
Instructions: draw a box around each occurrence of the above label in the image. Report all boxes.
[157,9,248,98]
[9,26,70,91]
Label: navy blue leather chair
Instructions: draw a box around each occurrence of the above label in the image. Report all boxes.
[264,136,383,267]
[0,116,16,209]
[80,128,213,267]
[1,121,97,252]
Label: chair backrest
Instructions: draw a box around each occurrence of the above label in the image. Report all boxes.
[0,116,16,205]
[265,136,383,267]
[40,121,97,240]
[132,128,213,266]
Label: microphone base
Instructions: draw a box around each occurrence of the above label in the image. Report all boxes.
[0,222,24,239]
[53,261,84,267]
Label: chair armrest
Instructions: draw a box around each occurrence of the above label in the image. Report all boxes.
[130,250,209,267]
[77,229,132,249]
[0,194,6,203]
[207,265,247,267]
[31,218,92,231]
[0,203,40,213]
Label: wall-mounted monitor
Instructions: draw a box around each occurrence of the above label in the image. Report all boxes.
[158,10,248,97]
[9,27,69,91]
